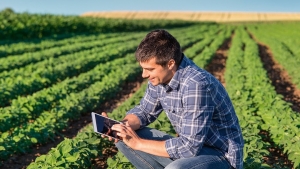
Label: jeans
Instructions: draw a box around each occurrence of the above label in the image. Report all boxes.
[115,127,233,169]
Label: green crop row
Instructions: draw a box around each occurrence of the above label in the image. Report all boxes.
[0,23,204,59]
[0,54,136,133]
[26,80,176,168]
[0,32,143,72]
[240,28,300,168]
[0,61,141,162]
[26,81,147,169]
[227,27,300,169]
[247,24,300,89]
[0,37,141,107]
[0,32,121,58]
[225,27,272,169]
[193,26,232,68]
[0,24,212,107]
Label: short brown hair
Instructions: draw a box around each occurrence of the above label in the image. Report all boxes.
[135,29,182,67]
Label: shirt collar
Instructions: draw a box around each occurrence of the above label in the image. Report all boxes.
[161,54,191,92]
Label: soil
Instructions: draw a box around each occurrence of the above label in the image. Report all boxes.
[1,76,144,169]
[256,41,300,113]
[205,36,231,86]
[260,130,294,169]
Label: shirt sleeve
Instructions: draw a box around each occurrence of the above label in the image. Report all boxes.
[126,82,163,128]
[165,79,215,159]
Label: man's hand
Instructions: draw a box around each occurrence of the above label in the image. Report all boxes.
[111,121,142,150]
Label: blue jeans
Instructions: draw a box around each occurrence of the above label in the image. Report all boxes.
[115,127,233,169]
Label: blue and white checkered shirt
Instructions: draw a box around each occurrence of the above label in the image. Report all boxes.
[127,55,244,169]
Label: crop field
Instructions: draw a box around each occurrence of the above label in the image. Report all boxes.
[0,10,300,169]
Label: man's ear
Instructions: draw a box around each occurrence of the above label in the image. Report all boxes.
[168,59,176,70]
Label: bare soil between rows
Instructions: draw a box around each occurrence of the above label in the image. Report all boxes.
[1,76,144,169]
[257,42,300,113]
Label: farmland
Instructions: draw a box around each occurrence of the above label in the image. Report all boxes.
[0,10,300,169]
[82,11,300,22]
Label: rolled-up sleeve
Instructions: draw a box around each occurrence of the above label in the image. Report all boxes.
[165,79,214,159]
[126,82,163,128]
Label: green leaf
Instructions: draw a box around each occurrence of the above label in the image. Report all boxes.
[31,137,38,143]
[47,154,57,166]
[65,156,77,162]
[61,144,72,155]
[13,136,21,142]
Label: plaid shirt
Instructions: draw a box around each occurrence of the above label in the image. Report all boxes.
[127,55,244,169]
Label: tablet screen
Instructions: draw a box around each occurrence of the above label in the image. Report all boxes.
[92,112,121,139]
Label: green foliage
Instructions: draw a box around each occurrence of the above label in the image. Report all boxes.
[27,126,113,168]
[0,12,198,41]
[226,26,300,169]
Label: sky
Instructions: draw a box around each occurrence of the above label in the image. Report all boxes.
[1,0,300,16]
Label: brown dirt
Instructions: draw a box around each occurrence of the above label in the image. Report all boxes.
[248,33,300,113]
[205,35,232,87]
[1,76,144,169]
[260,130,294,169]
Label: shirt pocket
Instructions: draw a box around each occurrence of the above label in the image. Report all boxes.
[165,107,184,133]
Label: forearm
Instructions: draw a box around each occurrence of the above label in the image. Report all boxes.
[136,139,170,157]
[122,114,140,130]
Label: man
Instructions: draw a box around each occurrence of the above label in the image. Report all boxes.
[104,29,244,169]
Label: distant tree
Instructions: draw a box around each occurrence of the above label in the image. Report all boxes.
[1,7,15,16]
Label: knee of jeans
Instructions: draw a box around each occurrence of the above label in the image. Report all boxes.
[164,161,183,169]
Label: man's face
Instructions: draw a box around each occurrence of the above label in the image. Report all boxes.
[139,57,175,86]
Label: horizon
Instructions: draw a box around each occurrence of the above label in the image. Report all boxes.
[1,0,300,16]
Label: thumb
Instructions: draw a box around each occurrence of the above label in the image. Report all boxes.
[101,112,108,117]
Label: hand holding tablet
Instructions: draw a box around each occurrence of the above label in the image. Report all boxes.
[91,112,122,141]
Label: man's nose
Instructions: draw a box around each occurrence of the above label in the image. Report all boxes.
[142,69,149,78]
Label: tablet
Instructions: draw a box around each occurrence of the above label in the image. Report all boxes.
[91,112,122,140]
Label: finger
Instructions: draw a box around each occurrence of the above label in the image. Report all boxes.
[116,132,127,140]
[101,112,108,117]
[112,123,127,132]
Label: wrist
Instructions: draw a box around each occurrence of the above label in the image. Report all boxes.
[134,138,145,150]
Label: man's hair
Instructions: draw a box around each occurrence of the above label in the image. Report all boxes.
[135,29,182,67]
